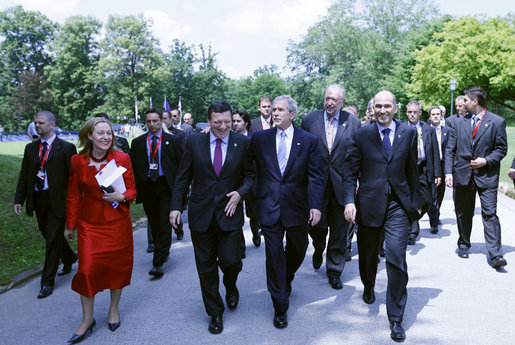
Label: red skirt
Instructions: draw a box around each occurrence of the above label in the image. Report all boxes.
[72,216,133,297]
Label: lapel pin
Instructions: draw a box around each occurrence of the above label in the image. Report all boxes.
[166,141,169,145]
[398,135,401,138]
[485,124,489,127]
[234,143,238,147]
[297,142,301,145]
[343,124,346,127]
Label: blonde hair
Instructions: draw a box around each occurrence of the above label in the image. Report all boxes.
[78,117,116,156]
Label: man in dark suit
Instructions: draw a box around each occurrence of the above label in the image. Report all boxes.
[250,96,273,134]
[171,108,194,136]
[233,109,261,249]
[94,113,130,154]
[427,106,452,233]
[343,91,421,342]
[170,100,255,334]
[405,100,442,244]
[14,110,77,298]
[131,108,183,277]
[445,95,470,129]
[250,95,324,329]
[301,84,360,289]
[445,86,507,269]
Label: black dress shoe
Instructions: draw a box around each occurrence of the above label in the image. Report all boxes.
[273,311,288,329]
[492,256,507,269]
[345,254,352,262]
[208,314,223,334]
[362,288,375,304]
[146,244,154,253]
[57,264,72,276]
[67,319,96,344]
[312,250,323,270]
[328,276,343,290]
[430,226,439,234]
[458,247,469,258]
[389,321,406,341]
[37,285,53,299]
[176,231,184,240]
[252,234,261,247]
[149,266,164,277]
[225,287,239,310]
[58,257,77,276]
[407,236,416,245]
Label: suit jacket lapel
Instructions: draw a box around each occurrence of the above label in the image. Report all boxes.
[390,121,407,162]
[221,132,236,176]
[267,127,282,179]
[201,134,216,177]
[46,137,60,164]
[473,112,490,144]
[368,124,387,160]
[314,111,329,151]
[283,127,302,177]
[332,110,349,151]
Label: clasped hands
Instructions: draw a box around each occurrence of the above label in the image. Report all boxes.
[169,191,242,229]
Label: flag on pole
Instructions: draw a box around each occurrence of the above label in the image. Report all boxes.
[163,97,171,112]
[134,96,138,120]
[178,96,182,114]
[149,96,153,109]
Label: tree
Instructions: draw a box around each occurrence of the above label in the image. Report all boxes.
[287,0,439,115]
[7,71,54,131]
[46,16,103,128]
[408,15,515,114]
[188,44,227,120]
[226,65,289,117]
[95,14,165,120]
[0,6,56,129]
[0,6,56,90]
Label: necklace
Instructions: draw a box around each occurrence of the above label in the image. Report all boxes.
[90,151,108,162]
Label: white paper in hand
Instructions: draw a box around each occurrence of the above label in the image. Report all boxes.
[95,159,127,193]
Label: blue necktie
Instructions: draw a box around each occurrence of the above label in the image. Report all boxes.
[382,128,391,159]
[277,131,287,175]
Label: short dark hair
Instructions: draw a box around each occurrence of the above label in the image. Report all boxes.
[35,110,56,123]
[207,100,232,121]
[146,108,163,120]
[464,86,487,107]
[94,113,110,121]
[348,103,359,116]
[170,108,181,115]
[234,109,251,131]
[428,106,442,116]
[259,96,272,106]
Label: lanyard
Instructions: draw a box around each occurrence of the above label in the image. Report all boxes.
[472,108,486,139]
[39,141,52,170]
[147,132,162,162]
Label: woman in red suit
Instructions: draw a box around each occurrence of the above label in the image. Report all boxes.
[65,117,136,344]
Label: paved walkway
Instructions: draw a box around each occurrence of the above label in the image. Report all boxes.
[1,189,514,345]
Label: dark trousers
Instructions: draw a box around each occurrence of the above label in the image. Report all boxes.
[33,191,77,287]
[142,177,172,267]
[309,181,348,277]
[239,197,260,258]
[262,221,308,313]
[190,217,242,316]
[358,196,409,322]
[409,163,432,238]
[454,183,503,259]
[427,174,446,227]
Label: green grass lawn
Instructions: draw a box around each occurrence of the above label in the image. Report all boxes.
[0,140,145,286]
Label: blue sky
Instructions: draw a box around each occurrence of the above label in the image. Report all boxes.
[2,0,513,78]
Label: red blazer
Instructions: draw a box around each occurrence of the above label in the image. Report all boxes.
[66,150,137,229]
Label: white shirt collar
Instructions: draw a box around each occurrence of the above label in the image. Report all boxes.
[277,124,294,138]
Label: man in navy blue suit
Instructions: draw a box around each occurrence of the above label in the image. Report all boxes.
[249,95,324,329]
[343,91,421,342]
